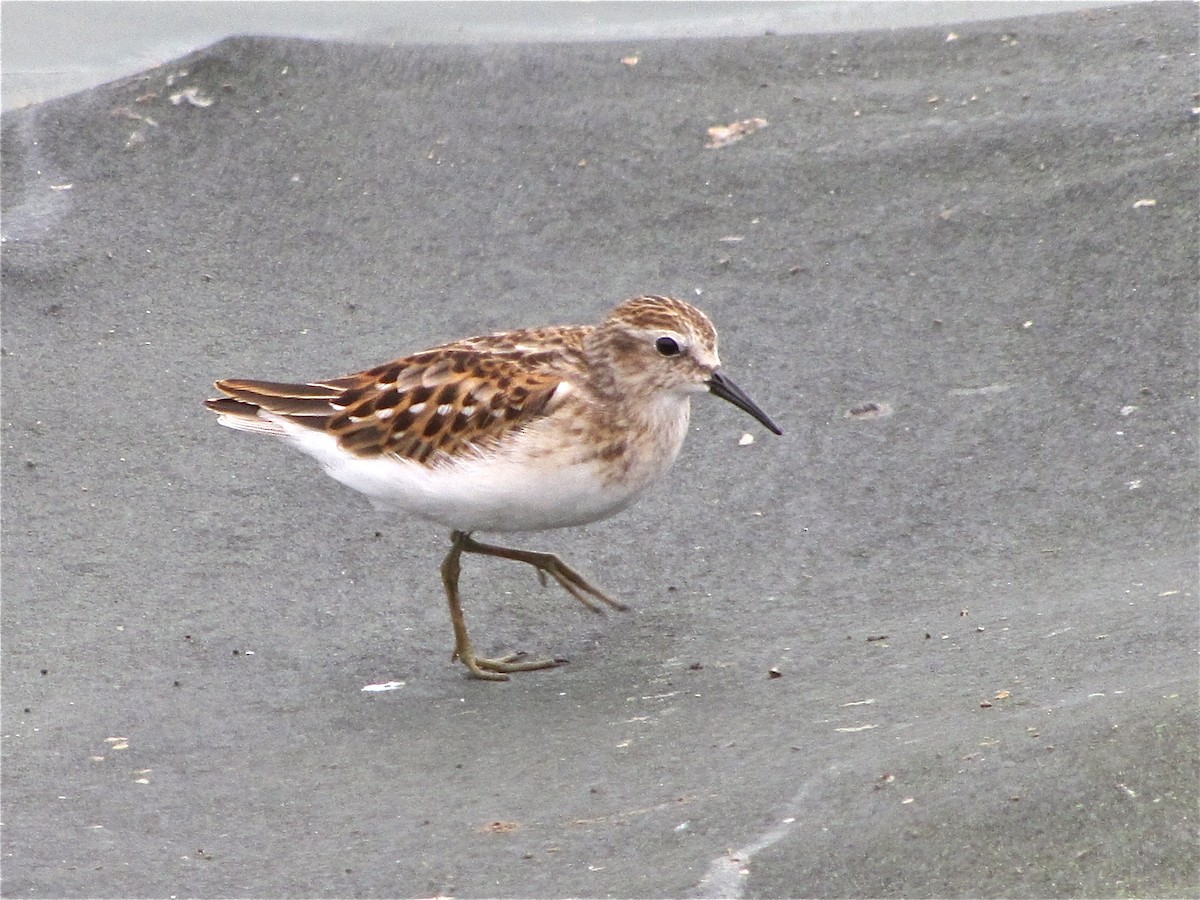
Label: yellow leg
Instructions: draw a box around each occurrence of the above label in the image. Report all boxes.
[440,530,564,681]
[457,532,627,614]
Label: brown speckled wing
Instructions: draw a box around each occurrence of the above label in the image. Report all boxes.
[207,325,589,465]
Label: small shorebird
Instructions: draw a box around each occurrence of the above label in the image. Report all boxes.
[206,295,780,680]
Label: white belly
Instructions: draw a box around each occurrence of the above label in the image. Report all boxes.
[334,450,651,532]
[267,405,689,533]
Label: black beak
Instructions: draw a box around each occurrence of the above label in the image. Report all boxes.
[707,370,782,435]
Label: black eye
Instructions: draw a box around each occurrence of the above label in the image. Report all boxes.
[655,336,681,357]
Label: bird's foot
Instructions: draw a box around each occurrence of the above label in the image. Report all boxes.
[452,647,564,681]
[458,534,628,614]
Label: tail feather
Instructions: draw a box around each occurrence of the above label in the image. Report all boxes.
[216,379,340,400]
[206,379,338,434]
[204,397,287,435]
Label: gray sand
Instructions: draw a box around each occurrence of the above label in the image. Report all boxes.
[2,3,1196,897]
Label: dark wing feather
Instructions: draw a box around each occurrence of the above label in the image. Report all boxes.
[205,325,589,465]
